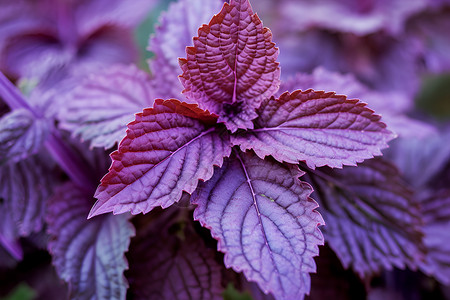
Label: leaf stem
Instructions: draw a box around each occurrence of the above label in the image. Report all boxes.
[0,71,95,192]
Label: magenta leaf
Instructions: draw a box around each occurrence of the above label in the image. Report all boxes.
[0,108,50,164]
[149,0,224,100]
[90,99,231,217]
[193,151,324,300]
[0,157,54,237]
[179,0,280,132]
[419,190,450,285]
[232,90,394,169]
[303,158,425,277]
[127,209,224,299]
[59,64,156,149]
[46,182,134,300]
[279,68,434,139]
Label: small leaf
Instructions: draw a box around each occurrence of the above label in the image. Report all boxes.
[59,64,155,149]
[419,190,450,285]
[127,209,224,299]
[232,90,395,169]
[179,0,280,132]
[0,156,54,237]
[193,151,324,300]
[46,182,134,300]
[303,158,425,277]
[90,99,231,217]
[149,0,224,100]
[0,109,50,164]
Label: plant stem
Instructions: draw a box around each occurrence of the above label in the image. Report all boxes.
[0,71,96,192]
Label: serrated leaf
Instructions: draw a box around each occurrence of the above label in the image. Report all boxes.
[90,99,231,217]
[303,158,425,277]
[0,109,50,164]
[193,151,324,300]
[0,157,54,237]
[59,64,155,149]
[419,190,450,285]
[46,182,134,300]
[179,0,280,132]
[127,209,224,299]
[279,68,434,139]
[149,0,224,100]
[232,90,394,169]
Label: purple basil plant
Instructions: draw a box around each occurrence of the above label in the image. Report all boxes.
[1,0,450,299]
[87,0,394,298]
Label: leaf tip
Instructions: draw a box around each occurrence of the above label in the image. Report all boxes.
[87,199,109,219]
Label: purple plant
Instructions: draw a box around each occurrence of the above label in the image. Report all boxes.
[87,0,394,298]
[1,0,450,299]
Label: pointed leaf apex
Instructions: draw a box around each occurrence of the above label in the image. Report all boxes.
[180,0,280,131]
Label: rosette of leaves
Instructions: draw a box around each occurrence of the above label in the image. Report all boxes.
[88,0,394,299]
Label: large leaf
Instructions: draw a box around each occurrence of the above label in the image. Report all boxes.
[90,99,231,218]
[232,90,394,169]
[179,0,280,132]
[303,158,425,277]
[193,151,324,300]
[278,68,434,139]
[0,157,54,237]
[127,209,224,299]
[0,109,50,164]
[46,183,134,300]
[59,64,155,149]
[149,0,224,100]
[419,190,450,285]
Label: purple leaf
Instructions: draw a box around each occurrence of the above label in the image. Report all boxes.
[419,190,450,285]
[0,213,23,261]
[277,0,427,35]
[0,109,50,164]
[0,0,50,50]
[75,0,156,37]
[149,0,224,100]
[46,182,134,300]
[279,68,435,138]
[278,68,411,114]
[59,64,156,149]
[179,0,280,132]
[408,10,450,73]
[127,209,224,299]
[90,99,231,217]
[274,30,420,95]
[0,1,140,80]
[303,158,425,277]
[193,151,324,300]
[232,90,394,169]
[386,129,450,187]
[0,157,54,237]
